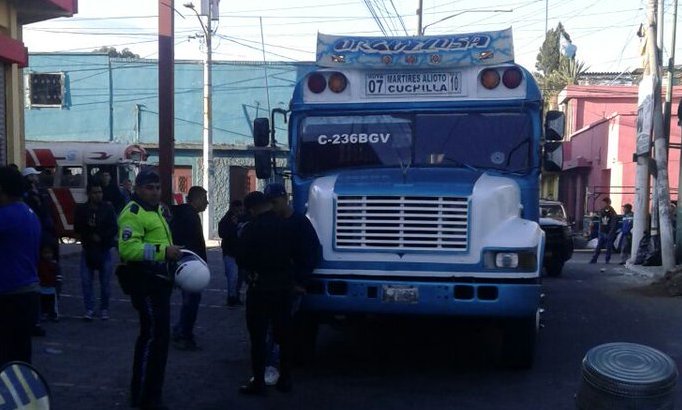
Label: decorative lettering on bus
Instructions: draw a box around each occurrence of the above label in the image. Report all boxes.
[332,36,491,54]
[317,133,390,145]
[366,72,461,96]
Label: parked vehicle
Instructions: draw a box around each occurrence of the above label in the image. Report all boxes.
[539,200,574,276]
[25,142,154,240]
[252,30,565,368]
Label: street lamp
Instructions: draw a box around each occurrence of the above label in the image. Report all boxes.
[420,9,513,35]
[184,2,214,240]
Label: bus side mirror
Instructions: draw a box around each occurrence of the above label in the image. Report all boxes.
[254,150,272,179]
[545,110,565,141]
[253,118,270,147]
[543,142,563,172]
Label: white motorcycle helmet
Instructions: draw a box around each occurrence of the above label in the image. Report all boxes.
[174,249,210,292]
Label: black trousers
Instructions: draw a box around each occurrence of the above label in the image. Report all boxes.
[245,290,293,385]
[0,291,38,367]
[130,282,172,406]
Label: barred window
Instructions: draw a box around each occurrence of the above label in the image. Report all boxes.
[26,73,64,108]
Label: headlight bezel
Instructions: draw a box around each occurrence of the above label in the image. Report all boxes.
[483,249,537,271]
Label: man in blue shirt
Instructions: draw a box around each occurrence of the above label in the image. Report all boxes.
[619,203,634,265]
[0,166,41,367]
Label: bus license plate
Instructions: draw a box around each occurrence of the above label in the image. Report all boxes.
[366,72,461,96]
[382,285,419,304]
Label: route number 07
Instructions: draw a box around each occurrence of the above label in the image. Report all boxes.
[367,79,384,94]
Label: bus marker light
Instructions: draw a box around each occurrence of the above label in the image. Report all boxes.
[479,51,494,60]
[430,54,441,64]
[308,73,326,94]
[328,72,347,93]
[480,68,500,89]
[331,55,346,63]
[503,67,523,89]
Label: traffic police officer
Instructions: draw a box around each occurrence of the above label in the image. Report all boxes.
[117,169,182,410]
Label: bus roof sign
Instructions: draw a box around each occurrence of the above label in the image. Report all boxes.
[317,28,514,69]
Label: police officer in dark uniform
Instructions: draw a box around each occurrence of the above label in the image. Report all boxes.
[117,169,183,410]
[236,191,297,395]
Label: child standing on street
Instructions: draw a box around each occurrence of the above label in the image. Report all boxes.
[38,241,61,322]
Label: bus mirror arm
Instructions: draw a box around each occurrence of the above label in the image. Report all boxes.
[270,108,289,146]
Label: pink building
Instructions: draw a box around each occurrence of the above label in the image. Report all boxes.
[557,84,682,229]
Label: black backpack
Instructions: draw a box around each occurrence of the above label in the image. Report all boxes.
[633,232,650,265]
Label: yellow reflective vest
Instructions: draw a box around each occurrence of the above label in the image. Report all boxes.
[118,200,173,263]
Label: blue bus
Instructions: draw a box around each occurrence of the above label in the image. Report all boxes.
[253,29,564,367]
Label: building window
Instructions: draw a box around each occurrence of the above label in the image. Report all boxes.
[25,72,64,108]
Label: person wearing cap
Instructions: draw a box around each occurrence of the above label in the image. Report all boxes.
[618,203,634,265]
[264,182,321,366]
[236,190,298,395]
[589,197,618,264]
[170,186,208,351]
[22,167,56,255]
[23,167,57,336]
[117,168,183,410]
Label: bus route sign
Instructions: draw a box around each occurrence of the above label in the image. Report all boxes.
[365,71,462,96]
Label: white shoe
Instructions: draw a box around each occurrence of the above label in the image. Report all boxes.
[264,366,280,386]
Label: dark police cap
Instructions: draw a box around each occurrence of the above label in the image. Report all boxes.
[243,191,268,210]
[264,182,287,199]
[135,168,160,186]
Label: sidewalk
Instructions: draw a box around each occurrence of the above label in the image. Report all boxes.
[574,248,666,279]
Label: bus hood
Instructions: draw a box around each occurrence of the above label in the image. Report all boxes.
[333,168,481,197]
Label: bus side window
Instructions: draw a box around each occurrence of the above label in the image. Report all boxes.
[37,167,55,187]
[61,166,83,188]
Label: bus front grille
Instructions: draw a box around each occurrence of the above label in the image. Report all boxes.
[335,195,469,251]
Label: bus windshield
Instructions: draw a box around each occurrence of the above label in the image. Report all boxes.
[297,112,532,175]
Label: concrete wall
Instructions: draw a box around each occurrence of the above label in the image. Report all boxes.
[25,54,313,146]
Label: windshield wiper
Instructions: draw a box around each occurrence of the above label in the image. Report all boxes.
[506,137,531,167]
[442,156,481,172]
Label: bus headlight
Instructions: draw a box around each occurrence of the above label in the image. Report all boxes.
[496,252,518,268]
[483,251,537,270]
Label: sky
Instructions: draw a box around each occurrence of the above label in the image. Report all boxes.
[21,0,678,74]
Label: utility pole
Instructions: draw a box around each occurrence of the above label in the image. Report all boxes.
[417,0,423,36]
[185,2,215,240]
[646,0,676,271]
[632,32,653,265]
[158,0,175,207]
[202,12,214,240]
[545,0,548,35]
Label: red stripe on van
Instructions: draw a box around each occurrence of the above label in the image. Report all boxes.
[50,188,78,238]
[33,149,58,167]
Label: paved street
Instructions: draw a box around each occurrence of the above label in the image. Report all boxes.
[30,245,682,410]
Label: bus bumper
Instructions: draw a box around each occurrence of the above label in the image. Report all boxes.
[302,277,541,318]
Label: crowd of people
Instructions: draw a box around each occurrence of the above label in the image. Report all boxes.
[0,164,321,410]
